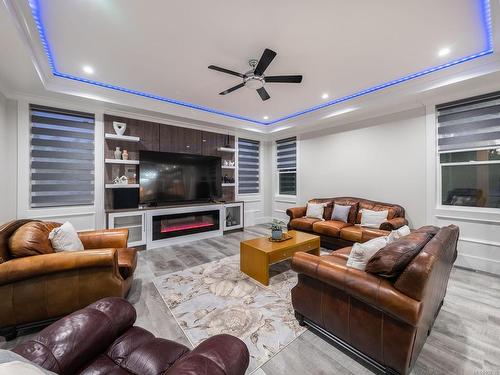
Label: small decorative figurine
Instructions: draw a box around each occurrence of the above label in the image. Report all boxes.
[122,149,129,160]
[113,121,127,136]
[113,175,129,185]
[114,147,122,159]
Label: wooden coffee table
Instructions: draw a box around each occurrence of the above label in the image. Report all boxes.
[240,230,320,286]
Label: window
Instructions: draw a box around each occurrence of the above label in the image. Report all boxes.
[276,137,297,196]
[238,138,260,194]
[437,92,500,208]
[30,105,95,207]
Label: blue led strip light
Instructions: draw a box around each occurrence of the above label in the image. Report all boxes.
[29,0,493,126]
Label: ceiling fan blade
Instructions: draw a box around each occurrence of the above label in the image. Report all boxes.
[257,87,270,101]
[265,75,303,83]
[219,82,245,95]
[253,49,277,76]
[209,65,246,78]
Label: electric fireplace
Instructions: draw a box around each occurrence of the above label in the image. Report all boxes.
[152,209,220,240]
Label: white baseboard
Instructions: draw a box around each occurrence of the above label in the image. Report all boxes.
[456,253,500,276]
[255,216,272,225]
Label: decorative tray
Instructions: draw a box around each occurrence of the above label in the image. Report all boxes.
[268,232,293,242]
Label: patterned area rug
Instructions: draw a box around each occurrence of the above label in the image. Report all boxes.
[153,254,306,374]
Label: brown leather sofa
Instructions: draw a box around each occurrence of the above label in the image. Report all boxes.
[12,297,249,375]
[0,220,138,338]
[291,225,459,375]
[287,197,408,249]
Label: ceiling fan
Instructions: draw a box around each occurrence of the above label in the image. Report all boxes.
[208,48,303,101]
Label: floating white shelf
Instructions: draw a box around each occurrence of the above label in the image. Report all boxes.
[222,183,235,187]
[105,133,140,142]
[217,147,236,153]
[105,184,140,189]
[221,166,236,169]
[105,159,140,165]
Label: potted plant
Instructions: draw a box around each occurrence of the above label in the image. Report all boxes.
[271,219,286,240]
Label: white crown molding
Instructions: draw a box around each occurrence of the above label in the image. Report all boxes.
[2,0,50,87]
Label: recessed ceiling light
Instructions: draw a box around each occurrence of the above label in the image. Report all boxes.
[438,47,451,57]
[82,65,94,74]
[321,93,329,99]
[263,116,269,120]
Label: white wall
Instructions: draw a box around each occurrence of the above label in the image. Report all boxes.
[295,107,427,228]
[0,92,17,222]
[235,137,270,226]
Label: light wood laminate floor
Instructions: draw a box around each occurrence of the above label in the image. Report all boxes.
[2,225,499,375]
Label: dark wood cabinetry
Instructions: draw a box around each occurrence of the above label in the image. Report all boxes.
[159,125,202,155]
[202,131,228,156]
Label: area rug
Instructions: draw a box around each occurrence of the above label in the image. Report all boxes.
[153,254,306,374]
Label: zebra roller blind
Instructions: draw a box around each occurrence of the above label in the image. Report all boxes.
[437,91,500,152]
[30,105,95,207]
[276,137,297,195]
[238,138,260,194]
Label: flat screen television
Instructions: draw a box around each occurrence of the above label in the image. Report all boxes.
[139,151,222,206]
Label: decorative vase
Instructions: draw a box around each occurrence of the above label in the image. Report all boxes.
[113,121,127,136]
[272,229,283,240]
[122,149,129,160]
[114,147,122,159]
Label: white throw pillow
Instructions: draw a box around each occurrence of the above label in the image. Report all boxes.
[48,221,84,252]
[386,225,411,244]
[305,202,327,220]
[331,204,351,223]
[0,361,48,375]
[346,236,388,271]
[360,209,388,228]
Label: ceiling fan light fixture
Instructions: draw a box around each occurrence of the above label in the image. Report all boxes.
[244,75,265,90]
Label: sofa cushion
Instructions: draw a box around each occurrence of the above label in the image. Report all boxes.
[414,225,440,236]
[333,199,359,224]
[365,231,433,277]
[340,226,363,242]
[9,221,61,258]
[289,217,321,232]
[80,326,190,375]
[312,220,351,237]
[340,226,389,243]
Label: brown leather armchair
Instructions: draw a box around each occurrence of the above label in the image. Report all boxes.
[0,220,138,339]
[291,225,459,375]
[287,197,408,249]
